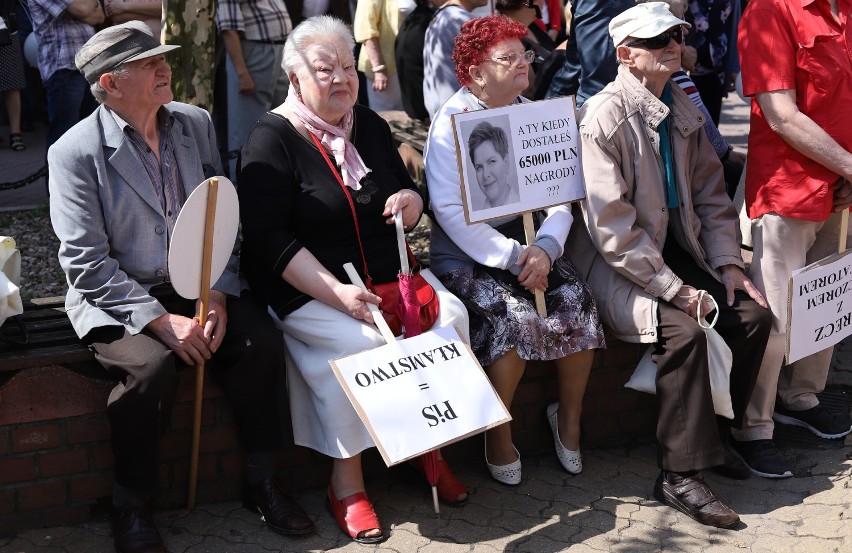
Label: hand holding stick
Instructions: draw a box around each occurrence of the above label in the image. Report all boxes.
[343,262,396,344]
[522,212,547,317]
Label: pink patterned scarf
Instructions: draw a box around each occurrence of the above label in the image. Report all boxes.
[284,88,370,190]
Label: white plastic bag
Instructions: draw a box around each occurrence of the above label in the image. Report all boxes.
[0,236,23,327]
[625,291,734,419]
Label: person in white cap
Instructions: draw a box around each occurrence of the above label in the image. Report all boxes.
[48,20,313,553]
[566,1,772,528]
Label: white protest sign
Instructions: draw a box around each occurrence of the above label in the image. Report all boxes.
[787,250,852,364]
[451,97,584,224]
[168,177,239,299]
[330,325,511,466]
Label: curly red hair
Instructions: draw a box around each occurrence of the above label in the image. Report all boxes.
[452,15,528,87]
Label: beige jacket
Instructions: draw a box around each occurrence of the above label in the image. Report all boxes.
[566,65,743,343]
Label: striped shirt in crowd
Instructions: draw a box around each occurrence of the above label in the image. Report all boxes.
[215,0,292,43]
[29,0,96,81]
[109,107,185,243]
[672,70,729,159]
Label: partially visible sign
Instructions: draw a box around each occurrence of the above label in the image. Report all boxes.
[451,97,584,224]
[330,326,510,466]
[787,250,852,363]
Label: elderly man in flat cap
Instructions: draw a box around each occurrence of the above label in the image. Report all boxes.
[48,21,313,553]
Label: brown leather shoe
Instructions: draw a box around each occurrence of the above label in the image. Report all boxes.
[243,476,314,535]
[653,471,740,529]
[112,500,167,553]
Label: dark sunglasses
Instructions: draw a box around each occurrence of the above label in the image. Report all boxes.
[625,27,684,50]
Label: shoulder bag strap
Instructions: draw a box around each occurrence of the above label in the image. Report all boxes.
[309,132,374,285]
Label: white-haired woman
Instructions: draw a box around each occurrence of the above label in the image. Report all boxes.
[237,16,470,544]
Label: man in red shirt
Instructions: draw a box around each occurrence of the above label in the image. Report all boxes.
[732,0,852,478]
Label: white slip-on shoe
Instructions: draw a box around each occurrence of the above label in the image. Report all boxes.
[485,436,522,485]
[547,402,582,474]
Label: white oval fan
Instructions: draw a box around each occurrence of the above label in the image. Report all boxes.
[168,176,239,299]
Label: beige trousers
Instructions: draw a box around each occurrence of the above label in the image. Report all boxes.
[732,211,850,441]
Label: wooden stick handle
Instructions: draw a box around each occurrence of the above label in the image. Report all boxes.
[840,209,849,254]
[188,177,219,510]
[523,212,547,317]
[343,262,397,344]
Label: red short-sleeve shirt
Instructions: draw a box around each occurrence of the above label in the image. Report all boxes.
[739,0,852,221]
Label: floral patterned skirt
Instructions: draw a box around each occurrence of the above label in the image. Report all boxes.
[439,257,605,367]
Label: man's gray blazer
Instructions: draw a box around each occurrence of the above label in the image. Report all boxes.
[49,101,240,339]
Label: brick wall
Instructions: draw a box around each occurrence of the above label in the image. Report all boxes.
[0,338,651,533]
[0,365,251,533]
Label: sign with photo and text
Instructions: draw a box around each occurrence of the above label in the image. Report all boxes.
[451,97,585,224]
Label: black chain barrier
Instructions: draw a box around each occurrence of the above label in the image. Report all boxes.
[0,165,47,192]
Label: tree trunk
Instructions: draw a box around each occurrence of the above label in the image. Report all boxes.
[162,0,216,111]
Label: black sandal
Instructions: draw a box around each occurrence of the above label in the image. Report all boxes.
[10,134,26,151]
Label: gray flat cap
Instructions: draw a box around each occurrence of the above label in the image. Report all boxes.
[75,21,180,84]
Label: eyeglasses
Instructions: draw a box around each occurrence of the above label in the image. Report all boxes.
[489,50,536,66]
[625,27,684,50]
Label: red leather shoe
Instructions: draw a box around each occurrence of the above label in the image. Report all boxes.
[409,456,469,507]
[327,485,386,544]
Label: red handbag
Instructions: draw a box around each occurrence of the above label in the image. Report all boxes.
[370,254,439,337]
[311,133,439,336]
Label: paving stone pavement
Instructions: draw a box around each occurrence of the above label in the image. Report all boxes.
[1,434,851,553]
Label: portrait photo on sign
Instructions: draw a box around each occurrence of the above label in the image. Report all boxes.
[460,115,520,213]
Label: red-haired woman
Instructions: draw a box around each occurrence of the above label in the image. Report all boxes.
[423,15,605,486]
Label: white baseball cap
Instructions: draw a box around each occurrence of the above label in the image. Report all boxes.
[609,2,690,48]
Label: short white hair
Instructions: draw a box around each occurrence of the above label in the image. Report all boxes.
[281,15,355,76]
[89,64,130,104]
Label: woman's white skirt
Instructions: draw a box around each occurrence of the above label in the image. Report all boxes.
[271,269,470,458]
